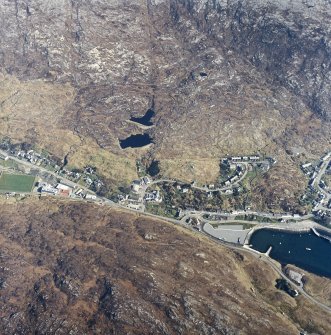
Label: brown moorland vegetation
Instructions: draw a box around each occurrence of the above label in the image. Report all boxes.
[0,197,330,334]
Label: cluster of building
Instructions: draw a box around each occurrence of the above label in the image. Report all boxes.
[286,269,304,287]
[175,184,190,193]
[219,155,273,189]
[313,209,331,225]
[131,176,151,193]
[119,176,157,208]
[57,168,81,180]
[82,170,103,192]
[306,189,327,210]
[57,166,103,190]
[301,153,331,185]
[38,182,74,197]
[301,153,331,212]
[15,147,104,191]
[223,165,244,186]
[38,182,97,200]
[83,176,103,190]
[74,188,97,200]
[17,149,53,166]
[0,140,107,193]
[229,155,260,162]
[301,162,319,182]
[144,190,162,203]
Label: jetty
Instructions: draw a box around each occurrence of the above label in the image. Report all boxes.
[265,246,273,257]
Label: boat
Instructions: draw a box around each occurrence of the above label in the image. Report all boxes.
[306,247,311,251]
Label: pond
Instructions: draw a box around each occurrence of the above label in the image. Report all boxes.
[130,109,155,127]
[119,133,153,149]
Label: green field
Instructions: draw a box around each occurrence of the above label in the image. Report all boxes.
[0,173,35,192]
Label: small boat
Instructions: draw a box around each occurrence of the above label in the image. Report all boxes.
[306,247,311,251]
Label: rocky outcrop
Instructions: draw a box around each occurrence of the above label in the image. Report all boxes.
[168,0,331,119]
[1,0,330,118]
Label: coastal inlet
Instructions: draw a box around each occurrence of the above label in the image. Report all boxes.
[249,228,331,279]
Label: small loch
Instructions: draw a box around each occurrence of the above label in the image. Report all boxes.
[130,109,155,127]
[119,133,153,149]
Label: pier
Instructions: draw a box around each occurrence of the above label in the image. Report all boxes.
[265,246,273,257]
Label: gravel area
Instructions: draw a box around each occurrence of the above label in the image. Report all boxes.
[203,223,250,244]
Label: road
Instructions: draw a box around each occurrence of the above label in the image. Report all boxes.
[143,173,314,223]
[143,163,249,193]
[178,208,313,224]
[230,241,331,313]
[149,208,331,313]
[127,206,331,313]
[0,148,320,227]
[313,153,331,210]
[0,147,326,228]
[1,148,331,313]
[0,148,97,196]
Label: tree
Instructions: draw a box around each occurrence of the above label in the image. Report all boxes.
[233,187,239,197]
[220,159,231,178]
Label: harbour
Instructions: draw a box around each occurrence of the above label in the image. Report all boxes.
[249,227,331,279]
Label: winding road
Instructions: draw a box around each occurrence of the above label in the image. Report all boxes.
[1,148,331,314]
[313,153,331,211]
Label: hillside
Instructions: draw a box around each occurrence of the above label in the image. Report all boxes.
[0,0,330,208]
[0,197,330,334]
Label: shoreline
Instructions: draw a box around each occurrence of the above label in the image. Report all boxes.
[245,223,331,279]
[244,221,331,245]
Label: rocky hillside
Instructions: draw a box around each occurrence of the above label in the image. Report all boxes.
[0,198,330,334]
[0,0,330,209]
[1,0,330,118]
[170,0,331,119]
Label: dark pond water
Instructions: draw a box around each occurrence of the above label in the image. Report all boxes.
[130,109,155,126]
[119,133,153,149]
[249,228,331,278]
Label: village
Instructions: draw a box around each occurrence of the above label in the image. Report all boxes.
[116,155,274,216]
[114,152,331,230]
[300,152,331,224]
[1,141,331,306]
[1,136,331,228]
[0,139,103,201]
